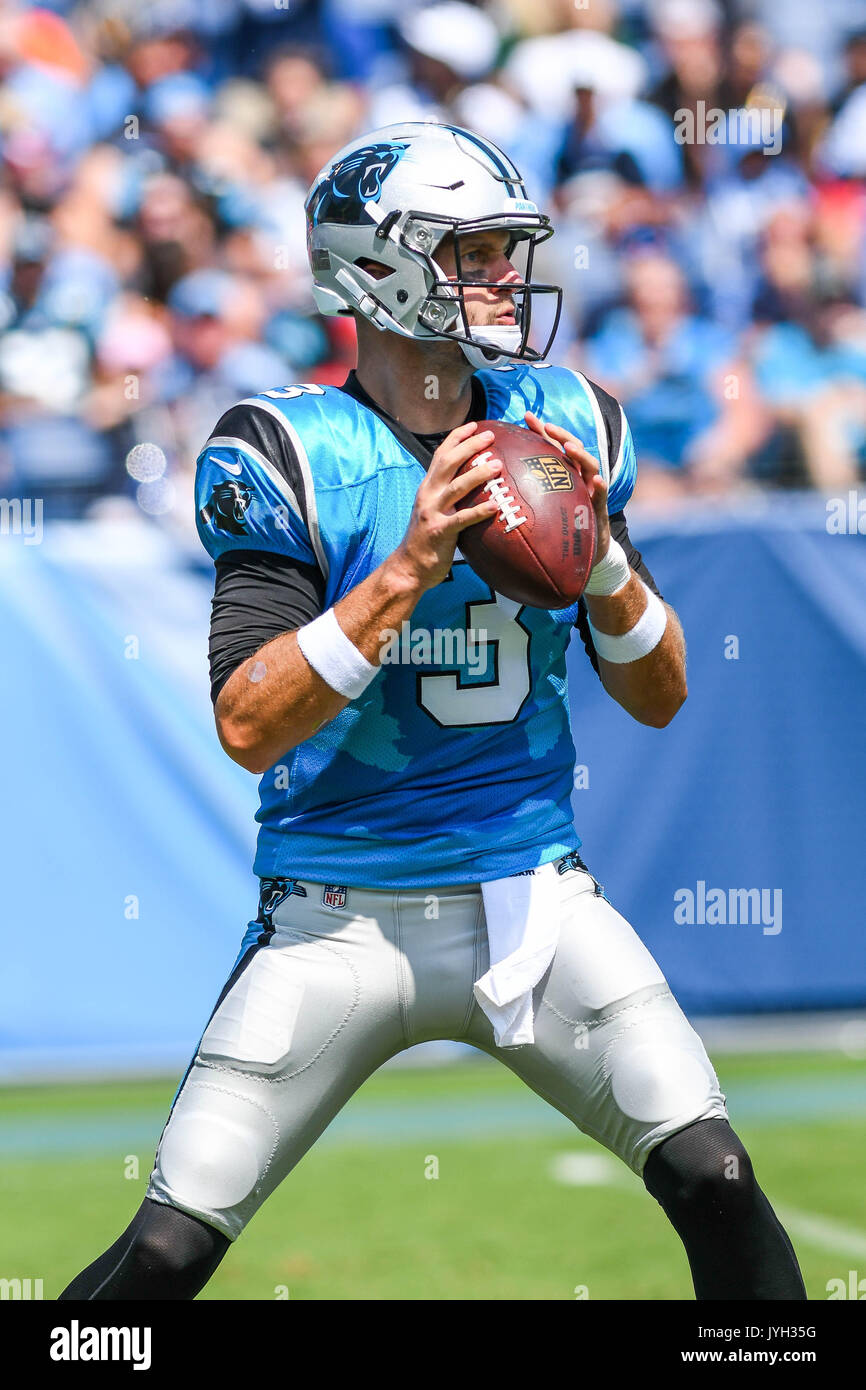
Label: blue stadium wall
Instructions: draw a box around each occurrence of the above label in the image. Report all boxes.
[1,494,864,1077]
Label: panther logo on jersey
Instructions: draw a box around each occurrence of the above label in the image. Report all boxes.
[307,141,408,228]
[200,480,252,536]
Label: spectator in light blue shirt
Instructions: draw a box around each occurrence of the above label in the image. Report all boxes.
[583,251,769,502]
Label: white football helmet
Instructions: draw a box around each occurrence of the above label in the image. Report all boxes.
[304,121,562,369]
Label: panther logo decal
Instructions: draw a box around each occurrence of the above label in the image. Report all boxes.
[307,141,408,228]
[200,479,252,536]
[257,877,307,932]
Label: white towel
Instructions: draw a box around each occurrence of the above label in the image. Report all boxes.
[474,862,561,1048]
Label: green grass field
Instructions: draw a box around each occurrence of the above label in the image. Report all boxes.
[2,1049,865,1300]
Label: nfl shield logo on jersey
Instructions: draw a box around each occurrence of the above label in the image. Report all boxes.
[322,884,348,909]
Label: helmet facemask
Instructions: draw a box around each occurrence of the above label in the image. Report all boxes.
[406,212,563,369]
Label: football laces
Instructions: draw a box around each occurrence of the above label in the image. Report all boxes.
[470,451,527,532]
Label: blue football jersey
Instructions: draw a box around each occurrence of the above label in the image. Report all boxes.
[195,363,638,887]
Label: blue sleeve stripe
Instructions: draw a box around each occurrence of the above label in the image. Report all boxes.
[202,434,306,527]
[607,407,637,513]
[238,397,329,581]
[609,406,628,489]
[569,370,610,484]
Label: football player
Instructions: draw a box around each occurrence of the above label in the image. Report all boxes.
[61,124,805,1301]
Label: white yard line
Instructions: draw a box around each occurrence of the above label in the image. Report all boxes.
[550,1154,866,1262]
[776,1207,866,1261]
[549,1153,631,1187]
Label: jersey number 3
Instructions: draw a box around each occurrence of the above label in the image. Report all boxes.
[418,591,531,727]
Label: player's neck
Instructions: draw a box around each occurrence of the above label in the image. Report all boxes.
[353,327,475,434]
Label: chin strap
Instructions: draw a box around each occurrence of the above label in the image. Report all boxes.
[460,323,524,370]
[426,263,527,369]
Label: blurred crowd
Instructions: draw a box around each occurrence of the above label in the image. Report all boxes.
[1,0,865,534]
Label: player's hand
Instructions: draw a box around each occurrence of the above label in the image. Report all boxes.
[391,421,502,592]
[524,411,611,562]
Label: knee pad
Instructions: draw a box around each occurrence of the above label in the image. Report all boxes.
[603,999,723,1127]
[151,1081,279,1236]
[587,988,729,1174]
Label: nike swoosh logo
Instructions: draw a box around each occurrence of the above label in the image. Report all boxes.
[209,455,242,475]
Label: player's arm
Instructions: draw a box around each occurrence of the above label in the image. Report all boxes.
[214,422,501,772]
[571,509,687,722]
[526,411,687,728]
[583,573,687,730]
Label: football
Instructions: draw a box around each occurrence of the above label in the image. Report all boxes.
[456,421,597,608]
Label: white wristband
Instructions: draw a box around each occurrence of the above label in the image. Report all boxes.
[296,608,378,699]
[588,583,667,664]
[584,538,631,596]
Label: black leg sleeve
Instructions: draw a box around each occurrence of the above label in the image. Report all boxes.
[643,1117,807,1300]
[58,1197,230,1301]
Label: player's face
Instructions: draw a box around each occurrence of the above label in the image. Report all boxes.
[434,230,519,328]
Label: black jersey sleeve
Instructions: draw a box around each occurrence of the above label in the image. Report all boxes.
[574,510,665,676]
[201,397,330,702]
[209,550,326,704]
